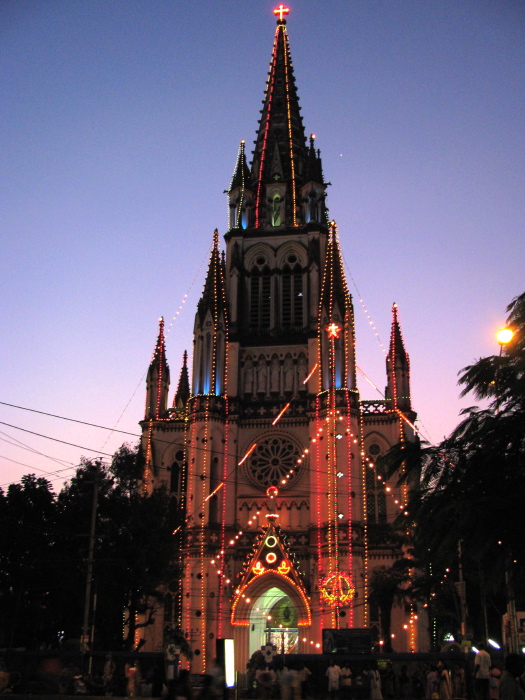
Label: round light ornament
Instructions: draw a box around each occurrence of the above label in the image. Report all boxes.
[319,571,355,606]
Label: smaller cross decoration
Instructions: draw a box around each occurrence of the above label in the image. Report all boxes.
[274,4,290,22]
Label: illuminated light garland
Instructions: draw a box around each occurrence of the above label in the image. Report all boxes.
[343,389,355,627]
[183,396,198,656]
[254,30,278,227]
[303,362,318,385]
[227,140,247,229]
[357,400,369,627]
[339,243,388,358]
[272,402,291,426]
[319,571,355,606]
[282,28,298,225]
[155,317,165,420]
[102,246,207,457]
[269,362,318,427]
[203,481,224,503]
[199,397,210,670]
[142,420,154,495]
[231,520,312,628]
[389,303,416,649]
[238,442,257,466]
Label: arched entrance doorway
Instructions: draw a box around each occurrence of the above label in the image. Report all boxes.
[249,587,299,657]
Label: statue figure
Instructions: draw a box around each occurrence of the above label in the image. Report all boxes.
[257,361,267,394]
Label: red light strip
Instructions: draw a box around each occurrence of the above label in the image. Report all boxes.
[272,402,291,426]
[203,481,224,503]
[255,29,279,227]
[303,362,318,385]
[282,29,297,225]
[238,442,257,466]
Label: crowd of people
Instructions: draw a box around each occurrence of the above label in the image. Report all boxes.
[241,649,525,700]
[28,645,525,700]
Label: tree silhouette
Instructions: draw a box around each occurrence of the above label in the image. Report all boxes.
[379,292,525,644]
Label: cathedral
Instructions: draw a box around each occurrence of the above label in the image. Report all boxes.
[139,7,428,673]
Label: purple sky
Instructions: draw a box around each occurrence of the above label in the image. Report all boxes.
[1,0,524,490]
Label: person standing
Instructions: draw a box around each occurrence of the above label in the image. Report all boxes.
[475,644,492,700]
[490,665,502,700]
[326,660,342,700]
[341,663,352,700]
[437,661,452,700]
[368,663,382,700]
[499,654,525,700]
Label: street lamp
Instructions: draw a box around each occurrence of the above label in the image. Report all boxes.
[496,326,518,652]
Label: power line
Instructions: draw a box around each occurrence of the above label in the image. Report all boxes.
[0,431,75,467]
[0,421,114,458]
[0,401,140,438]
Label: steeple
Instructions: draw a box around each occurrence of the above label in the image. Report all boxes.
[145,317,170,420]
[173,350,190,410]
[249,9,327,229]
[386,303,411,412]
[318,221,356,391]
[193,230,228,395]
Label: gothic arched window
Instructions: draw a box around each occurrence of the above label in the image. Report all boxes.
[250,257,272,331]
[281,259,303,329]
[271,193,281,227]
[365,442,388,525]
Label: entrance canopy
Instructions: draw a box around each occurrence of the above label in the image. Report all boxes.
[231,570,311,626]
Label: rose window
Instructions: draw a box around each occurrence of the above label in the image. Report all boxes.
[244,434,304,490]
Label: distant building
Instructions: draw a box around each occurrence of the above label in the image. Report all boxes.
[139,9,428,672]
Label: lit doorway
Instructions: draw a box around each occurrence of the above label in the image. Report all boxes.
[249,587,298,657]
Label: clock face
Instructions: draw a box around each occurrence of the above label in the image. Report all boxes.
[243,433,305,490]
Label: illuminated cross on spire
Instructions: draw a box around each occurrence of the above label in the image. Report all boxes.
[273,4,290,22]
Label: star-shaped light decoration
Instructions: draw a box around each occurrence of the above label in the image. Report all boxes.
[326,322,342,339]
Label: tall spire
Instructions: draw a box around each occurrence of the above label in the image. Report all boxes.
[145,317,170,419]
[386,303,411,411]
[249,8,326,229]
[318,221,356,391]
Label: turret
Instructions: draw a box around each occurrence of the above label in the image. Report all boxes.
[228,140,253,230]
[145,317,170,419]
[385,303,411,412]
[193,230,228,395]
[173,350,190,411]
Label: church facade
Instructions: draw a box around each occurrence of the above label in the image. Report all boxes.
[139,10,428,672]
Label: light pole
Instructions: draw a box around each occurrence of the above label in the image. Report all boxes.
[496,327,517,652]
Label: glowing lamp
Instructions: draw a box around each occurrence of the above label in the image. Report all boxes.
[497,327,514,345]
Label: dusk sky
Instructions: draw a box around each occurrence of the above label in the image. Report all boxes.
[1,0,524,490]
